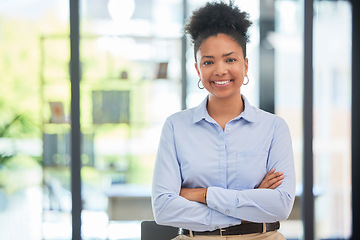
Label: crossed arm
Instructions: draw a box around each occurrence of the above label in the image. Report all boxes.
[180,168,284,204]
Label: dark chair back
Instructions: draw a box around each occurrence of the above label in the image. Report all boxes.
[141,221,178,240]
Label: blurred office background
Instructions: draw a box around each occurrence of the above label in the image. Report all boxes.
[0,0,357,239]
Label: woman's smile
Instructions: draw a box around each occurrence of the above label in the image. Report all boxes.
[211,79,234,87]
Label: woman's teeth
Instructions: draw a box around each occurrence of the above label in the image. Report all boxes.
[213,80,232,85]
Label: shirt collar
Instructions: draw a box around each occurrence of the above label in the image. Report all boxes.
[237,95,256,123]
[192,94,257,124]
[192,96,212,124]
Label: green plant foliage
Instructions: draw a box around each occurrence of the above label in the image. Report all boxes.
[0,113,35,138]
[0,113,38,166]
[0,154,42,194]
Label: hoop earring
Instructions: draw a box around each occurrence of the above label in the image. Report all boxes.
[243,75,249,85]
[198,79,204,89]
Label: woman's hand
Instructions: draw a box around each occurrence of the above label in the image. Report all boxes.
[258,168,284,189]
[180,188,207,204]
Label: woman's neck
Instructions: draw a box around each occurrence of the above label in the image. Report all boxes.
[207,93,244,129]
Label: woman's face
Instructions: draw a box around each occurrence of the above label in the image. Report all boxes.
[195,33,248,101]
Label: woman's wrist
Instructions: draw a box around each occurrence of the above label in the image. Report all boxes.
[203,188,207,204]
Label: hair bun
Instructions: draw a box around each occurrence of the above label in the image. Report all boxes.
[185,2,252,43]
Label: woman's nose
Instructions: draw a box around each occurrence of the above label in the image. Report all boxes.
[214,62,228,76]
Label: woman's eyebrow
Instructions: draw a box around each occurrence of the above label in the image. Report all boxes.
[201,52,236,60]
[223,52,235,57]
[201,55,214,59]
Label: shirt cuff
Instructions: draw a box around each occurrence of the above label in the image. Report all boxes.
[206,186,238,217]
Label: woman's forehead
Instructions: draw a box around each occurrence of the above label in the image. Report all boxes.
[197,34,244,58]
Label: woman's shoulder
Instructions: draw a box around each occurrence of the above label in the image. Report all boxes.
[251,106,288,127]
[242,95,279,123]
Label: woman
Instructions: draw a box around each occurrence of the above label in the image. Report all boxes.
[152,2,295,239]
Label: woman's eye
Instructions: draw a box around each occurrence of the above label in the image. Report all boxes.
[226,58,236,63]
[203,61,213,66]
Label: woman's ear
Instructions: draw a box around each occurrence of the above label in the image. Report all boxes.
[195,62,201,77]
[244,58,249,76]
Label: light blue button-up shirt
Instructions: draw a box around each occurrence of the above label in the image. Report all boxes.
[151,95,295,231]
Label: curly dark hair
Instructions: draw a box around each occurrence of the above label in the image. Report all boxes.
[184,1,252,61]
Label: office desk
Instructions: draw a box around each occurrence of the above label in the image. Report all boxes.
[105,184,153,221]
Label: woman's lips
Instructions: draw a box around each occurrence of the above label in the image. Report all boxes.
[211,79,233,86]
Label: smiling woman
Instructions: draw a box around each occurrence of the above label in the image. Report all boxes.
[151,1,295,240]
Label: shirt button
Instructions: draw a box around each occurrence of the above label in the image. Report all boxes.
[225,209,230,214]
[226,128,230,132]
[214,206,218,211]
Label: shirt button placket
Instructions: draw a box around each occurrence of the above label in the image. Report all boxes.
[219,130,227,188]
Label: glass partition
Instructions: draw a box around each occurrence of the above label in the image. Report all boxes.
[312,1,352,239]
[273,0,304,238]
[274,0,352,239]
[78,0,184,239]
